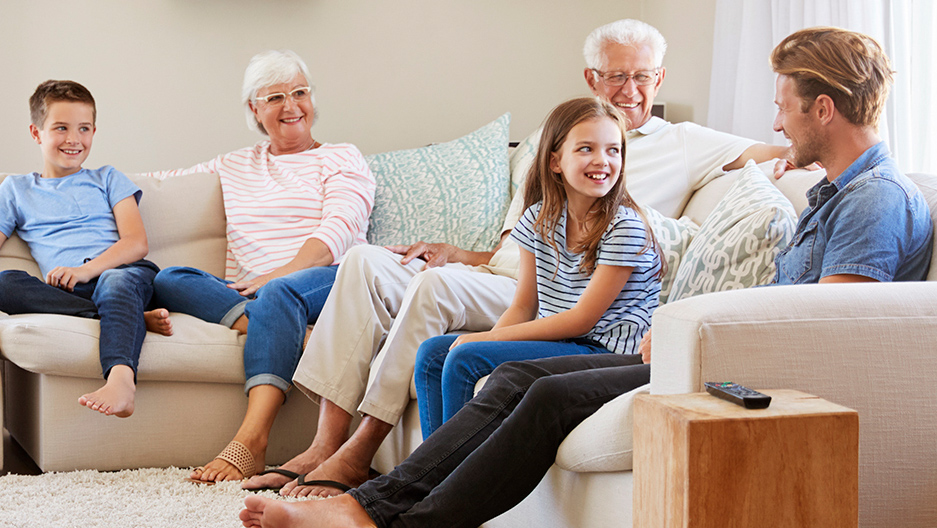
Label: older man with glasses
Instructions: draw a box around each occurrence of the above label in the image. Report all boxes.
[241,18,796,498]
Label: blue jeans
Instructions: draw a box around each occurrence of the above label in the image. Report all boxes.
[414,335,612,438]
[152,265,338,393]
[0,261,159,380]
[350,353,650,528]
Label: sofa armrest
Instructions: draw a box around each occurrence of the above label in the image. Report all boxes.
[647,281,937,526]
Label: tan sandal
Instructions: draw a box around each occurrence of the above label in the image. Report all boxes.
[214,440,258,479]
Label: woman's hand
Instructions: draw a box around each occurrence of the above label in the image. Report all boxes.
[450,331,493,350]
[46,265,95,291]
[228,273,274,297]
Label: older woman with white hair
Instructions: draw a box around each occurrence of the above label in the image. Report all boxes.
[147,49,375,483]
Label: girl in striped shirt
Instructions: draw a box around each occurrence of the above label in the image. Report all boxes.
[414,97,663,438]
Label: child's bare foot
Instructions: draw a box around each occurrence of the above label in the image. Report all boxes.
[239,494,376,528]
[78,364,136,417]
[144,308,173,336]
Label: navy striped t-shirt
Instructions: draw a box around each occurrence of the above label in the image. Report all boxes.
[509,202,661,355]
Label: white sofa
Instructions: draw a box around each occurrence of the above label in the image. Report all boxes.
[2,163,936,528]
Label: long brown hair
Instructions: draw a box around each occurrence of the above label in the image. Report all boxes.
[524,97,662,276]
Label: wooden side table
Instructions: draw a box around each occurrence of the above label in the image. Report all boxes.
[633,389,858,528]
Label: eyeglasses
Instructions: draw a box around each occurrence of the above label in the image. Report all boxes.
[254,86,311,106]
[591,69,660,87]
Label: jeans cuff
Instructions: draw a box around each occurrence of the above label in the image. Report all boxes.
[220,300,249,328]
[347,489,386,528]
[245,373,291,395]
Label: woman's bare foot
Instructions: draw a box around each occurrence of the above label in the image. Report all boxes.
[190,437,266,483]
[281,448,373,498]
[144,308,173,336]
[239,494,376,528]
[78,364,136,417]
[242,438,341,491]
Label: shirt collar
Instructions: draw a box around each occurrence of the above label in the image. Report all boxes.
[629,116,667,139]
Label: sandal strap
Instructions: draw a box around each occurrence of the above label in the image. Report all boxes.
[215,440,257,479]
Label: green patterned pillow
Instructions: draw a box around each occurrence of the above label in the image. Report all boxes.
[509,127,540,198]
[641,206,700,304]
[667,160,796,302]
[365,114,510,251]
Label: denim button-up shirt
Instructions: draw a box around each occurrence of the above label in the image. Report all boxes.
[773,142,933,285]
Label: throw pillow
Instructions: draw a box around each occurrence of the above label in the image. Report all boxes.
[641,205,700,304]
[667,160,796,302]
[365,114,511,252]
[508,127,540,198]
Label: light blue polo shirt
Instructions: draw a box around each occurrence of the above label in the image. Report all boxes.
[773,142,933,284]
[0,166,141,277]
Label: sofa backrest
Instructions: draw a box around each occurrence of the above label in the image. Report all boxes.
[0,172,228,279]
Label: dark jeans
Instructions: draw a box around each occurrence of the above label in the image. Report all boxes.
[349,353,651,528]
[0,260,159,380]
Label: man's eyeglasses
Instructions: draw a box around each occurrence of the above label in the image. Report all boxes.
[591,69,660,87]
[255,86,311,106]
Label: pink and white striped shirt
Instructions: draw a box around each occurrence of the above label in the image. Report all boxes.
[149,142,375,282]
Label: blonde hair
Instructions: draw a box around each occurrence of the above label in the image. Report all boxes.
[770,27,894,128]
[524,97,662,277]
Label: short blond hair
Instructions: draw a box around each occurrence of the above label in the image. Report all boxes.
[770,27,894,128]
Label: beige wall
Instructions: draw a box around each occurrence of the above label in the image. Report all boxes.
[0,0,718,174]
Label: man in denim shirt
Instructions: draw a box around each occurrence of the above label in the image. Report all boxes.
[770,27,932,285]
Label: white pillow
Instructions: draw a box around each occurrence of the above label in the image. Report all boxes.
[641,206,700,304]
[668,160,796,302]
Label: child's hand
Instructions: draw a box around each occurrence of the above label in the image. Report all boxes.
[639,329,652,364]
[450,331,492,350]
[46,266,94,291]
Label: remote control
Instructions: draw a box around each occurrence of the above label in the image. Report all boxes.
[705,382,772,409]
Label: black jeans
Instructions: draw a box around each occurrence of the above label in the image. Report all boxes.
[0,260,159,379]
[349,353,650,528]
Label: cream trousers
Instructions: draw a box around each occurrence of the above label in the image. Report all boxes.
[292,244,517,425]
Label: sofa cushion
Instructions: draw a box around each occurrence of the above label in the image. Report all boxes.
[668,160,796,302]
[555,383,649,472]
[365,114,511,252]
[642,206,700,304]
[0,312,246,382]
[509,127,540,199]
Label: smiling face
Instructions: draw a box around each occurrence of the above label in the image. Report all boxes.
[773,74,825,168]
[29,101,95,179]
[550,116,623,210]
[585,42,664,130]
[249,73,316,155]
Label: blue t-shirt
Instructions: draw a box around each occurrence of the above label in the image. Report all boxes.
[510,202,661,355]
[0,166,142,277]
[773,142,933,284]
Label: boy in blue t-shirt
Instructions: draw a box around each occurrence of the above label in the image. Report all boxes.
[0,80,172,418]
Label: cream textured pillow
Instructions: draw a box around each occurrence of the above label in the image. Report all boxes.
[508,127,540,198]
[667,160,796,302]
[366,114,511,251]
[641,205,700,304]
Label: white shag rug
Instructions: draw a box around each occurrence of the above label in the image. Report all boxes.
[0,467,308,528]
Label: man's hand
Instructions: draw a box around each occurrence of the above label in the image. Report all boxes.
[46,265,95,292]
[227,273,274,297]
[773,148,823,179]
[639,329,652,364]
[386,242,462,269]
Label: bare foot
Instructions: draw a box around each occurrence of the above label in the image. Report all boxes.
[78,364,136,417]
[239,494,376,528]
[191,438,266,483]
[281,448,373,498]
[242,439,340,491]
[144,308,173,336]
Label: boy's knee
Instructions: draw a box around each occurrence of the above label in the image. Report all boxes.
[0,269,29,288]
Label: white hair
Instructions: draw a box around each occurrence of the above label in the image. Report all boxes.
[241,50,316,135]
[583,19,668,70]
